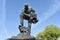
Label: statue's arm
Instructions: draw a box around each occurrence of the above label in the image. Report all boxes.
[22,9,30,17]
[31,8,35,13]
[23,13,30,17]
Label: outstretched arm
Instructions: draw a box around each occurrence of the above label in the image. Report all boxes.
[31,8,35,13]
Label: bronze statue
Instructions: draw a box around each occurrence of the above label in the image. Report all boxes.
[7,4,42,40]
[19,4,38,35]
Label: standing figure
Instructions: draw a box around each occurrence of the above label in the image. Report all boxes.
[19,4,38,35]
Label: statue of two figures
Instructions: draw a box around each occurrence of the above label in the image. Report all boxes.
[18,4,38,39]
[7,4,41,40]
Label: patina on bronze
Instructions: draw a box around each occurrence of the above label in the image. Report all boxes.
[19,4,38,35]
[7,4,42,40]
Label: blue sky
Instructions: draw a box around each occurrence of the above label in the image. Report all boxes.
[0,0,60,40]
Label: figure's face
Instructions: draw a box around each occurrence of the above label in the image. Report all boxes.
[25,4,28,10]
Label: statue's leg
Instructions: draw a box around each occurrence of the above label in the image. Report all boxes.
[28,21,31,35]
[20,14,23,26]
[18,14,24,33]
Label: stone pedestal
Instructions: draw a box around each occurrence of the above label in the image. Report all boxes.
[7,33,42,40]
[7,38,42,40]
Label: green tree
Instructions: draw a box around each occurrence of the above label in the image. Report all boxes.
[36,25,60,40]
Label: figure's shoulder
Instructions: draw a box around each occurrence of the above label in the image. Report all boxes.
[28,6,32,11]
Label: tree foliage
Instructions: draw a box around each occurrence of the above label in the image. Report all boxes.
[36,25,60,40]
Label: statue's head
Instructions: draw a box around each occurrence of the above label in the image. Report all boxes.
[24,3,29,10]
[32,17,38,24]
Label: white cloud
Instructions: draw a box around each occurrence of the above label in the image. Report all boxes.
[0,0,8,34]
[32,0,60,29]
[0,0,8,40]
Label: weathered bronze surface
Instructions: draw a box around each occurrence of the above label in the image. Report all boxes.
[7,4,42,40]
